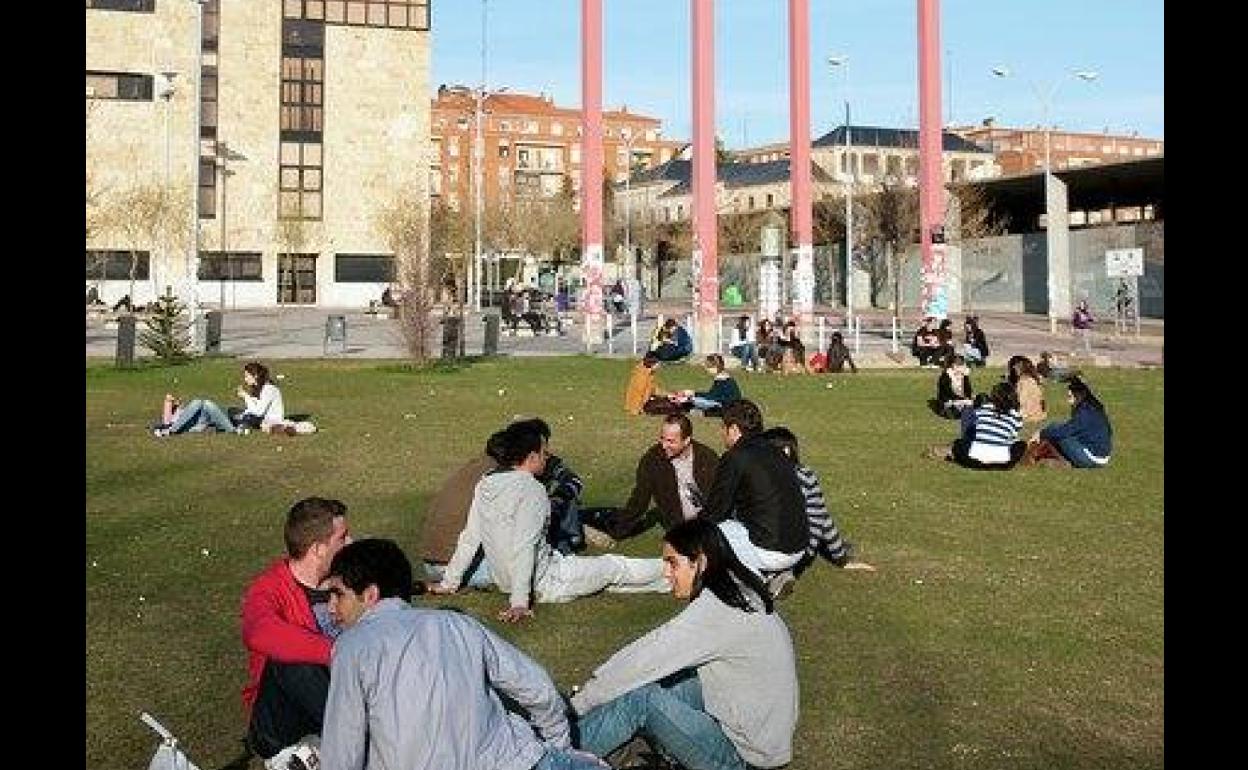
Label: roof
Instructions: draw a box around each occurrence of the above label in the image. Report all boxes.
[647,159,834,198]
[813,125,991,154]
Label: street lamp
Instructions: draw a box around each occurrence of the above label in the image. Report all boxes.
[992,66,1098,333]
[158,69,177,297]
[472,83,508,311]
[828,54,853,323]
[214,140,246,309]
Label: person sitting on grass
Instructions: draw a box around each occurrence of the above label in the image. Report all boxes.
[933,354,975,419]
[650,318,694,362]
[932,381,1026,471]
[963,316,990,367]
[320,538,608,770]
[826,330,858,374]
[1024,376,1113,469]
[431,423,668,623]
[625,353,682,416]
[760,427,875,589]
[240,497,352,770]
[1006,355,1047,424]
[729,315,760,371]
[228,361,297,435]
[153,392,240,437]
[777,318,808,375]
[673,354,743,415]
[911,316,944,366]
[570,518,797,770]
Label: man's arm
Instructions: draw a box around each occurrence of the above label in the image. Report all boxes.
[614,451,657,536]
[320,640,369,770]
[473,617,571,748]
[544,456,584,507]
[701,451,742,523]
[438,490,485,592]
[241,579,332,665]
[505,483,548,612]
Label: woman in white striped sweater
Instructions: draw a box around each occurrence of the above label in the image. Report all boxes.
[943,381,1027,470]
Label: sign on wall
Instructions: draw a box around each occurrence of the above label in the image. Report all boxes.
[1105,248,1144,278]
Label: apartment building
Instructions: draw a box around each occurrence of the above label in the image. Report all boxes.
[949,120,1163,175]
[86,0,432,308]
[430,85,684,212]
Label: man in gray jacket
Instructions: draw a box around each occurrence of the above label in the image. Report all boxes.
[319,538,608,770]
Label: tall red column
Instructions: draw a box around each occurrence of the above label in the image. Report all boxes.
[917,0,948,319]
[581,0,604,349]
[788,0,814,326]
[692,0,719,353]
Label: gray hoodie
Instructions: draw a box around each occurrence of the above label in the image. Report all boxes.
[571,591,799,768]
[443,469,552,609]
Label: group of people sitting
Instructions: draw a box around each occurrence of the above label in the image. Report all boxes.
[151,361,315,437]
[728,315,817,374]
[242,399,872,770]
[503,284,561,336]
[928,351,1113,471]
[625,352,744,417]
[912,315,989,368]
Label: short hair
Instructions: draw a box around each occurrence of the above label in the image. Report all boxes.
[509,417,552,440]
[328,538,413,602]
[284,497,347,559]
[642,353,659,367]
[490,425,545,467]
[721,399,764,436]
[760,426,801,465]
[663,412,693,439]
[705,353,725,372]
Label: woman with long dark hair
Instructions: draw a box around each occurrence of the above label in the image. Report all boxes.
[1006,355,1047,424]
[1026,376,1113,468]
[571,518,797,770]
[942,381,1026,470]
[232,361,289,432]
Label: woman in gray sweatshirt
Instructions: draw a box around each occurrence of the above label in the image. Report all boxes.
[571,518,799,769]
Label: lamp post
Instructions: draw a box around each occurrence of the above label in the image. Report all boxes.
[828,55,853,322]
[188,0,206,349]
[214,141,245,309]
[158,69,177,298]
[992,66,1098,333]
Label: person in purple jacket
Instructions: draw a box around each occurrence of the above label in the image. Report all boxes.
[1025,377,1113,468]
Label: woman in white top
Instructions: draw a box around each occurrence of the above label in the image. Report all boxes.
[571,518,798,770]
[233,361,289,433]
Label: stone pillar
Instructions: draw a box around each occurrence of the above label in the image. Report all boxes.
[581,0,604,350]
[1045,172,1072,328]
[787,0,814,326]
[917,0,947,318]
[691,0,719,354]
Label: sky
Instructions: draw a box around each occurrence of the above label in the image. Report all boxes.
[431,0,1164,148]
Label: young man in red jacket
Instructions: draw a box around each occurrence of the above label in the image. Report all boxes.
[241,497,352,769]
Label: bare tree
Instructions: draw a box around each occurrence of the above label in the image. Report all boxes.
[429,200,472,307]
[857,179,919,318]
[99,181,192,308]
[375,192,434,362]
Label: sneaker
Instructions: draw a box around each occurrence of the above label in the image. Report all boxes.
[265,736,320,770]
[152,427,170,438]
[831,542,856,568]
[583,525,616,550]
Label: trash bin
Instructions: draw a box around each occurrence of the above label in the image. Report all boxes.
[324,314,347,355]
[205,310,223,354]
[115,314,136,368]
[483,313,500,356]
[442,316,463,359]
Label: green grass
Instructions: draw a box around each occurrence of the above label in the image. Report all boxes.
[86,358,1163,770]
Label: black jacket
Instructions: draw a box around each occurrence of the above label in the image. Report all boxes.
[703,433,808,555]
[614,441,719,535]
[936,370,973,405]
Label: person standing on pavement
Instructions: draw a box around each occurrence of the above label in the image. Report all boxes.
[1072,300,1095,356]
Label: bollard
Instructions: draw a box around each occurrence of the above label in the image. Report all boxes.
[324,314,347,356]
[482,313,500,356]
[205,310,223,354]
[115,314,136,368]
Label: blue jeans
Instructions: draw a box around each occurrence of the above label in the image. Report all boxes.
[169,399,236,434]
[576,673,746,770]
[730,342,759,370]
[533,747,609,770]
[1052,436,1108,469]
[689,396,722,412]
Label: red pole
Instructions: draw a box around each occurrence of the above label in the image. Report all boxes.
[581,0,604,349]
[788,0,813,326]
[917,0,948,319]
[692,0,719,352]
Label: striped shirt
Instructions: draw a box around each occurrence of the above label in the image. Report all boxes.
[968,405,1023,464]
[795,465,847,562]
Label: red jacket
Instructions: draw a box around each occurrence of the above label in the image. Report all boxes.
[240,558,333,711]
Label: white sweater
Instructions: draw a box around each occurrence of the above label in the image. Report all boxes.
[242,382,285,427]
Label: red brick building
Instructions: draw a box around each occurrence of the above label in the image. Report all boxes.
[950,120,1163,175]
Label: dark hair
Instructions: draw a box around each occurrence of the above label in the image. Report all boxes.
[944,354,966,369]
[284,497,347,558]
[509,417,552,440]
[328,538,413,602]
[736,315,751,330]
[705,353,725,372]
[988,381,1020,413]
[830,330,844,345]
[490,425,545,467]
[939,319,952,331]
[642,353,659,367]
[663,412,693,439]
[1067,376,1108,418]
[721,399,764,436]
[243,361,271,398]
[663,519,773,614]
[662,318,677,331]
[1005,355,1029,386]
[760,425,801,465]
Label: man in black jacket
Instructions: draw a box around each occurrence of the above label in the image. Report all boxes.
[581,414,718,540]
[702,399,808,584]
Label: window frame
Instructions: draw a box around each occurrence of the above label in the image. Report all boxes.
[197,252,264,282]
[334,253,396,283]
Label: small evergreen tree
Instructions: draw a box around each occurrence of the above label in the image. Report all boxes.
[139,289,193,363]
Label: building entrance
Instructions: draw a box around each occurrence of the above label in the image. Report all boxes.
[278,253,317,304]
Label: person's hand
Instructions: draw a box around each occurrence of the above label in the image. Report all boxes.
[427,582,458,595]
[498,605,534,623]
[236,386,247,399]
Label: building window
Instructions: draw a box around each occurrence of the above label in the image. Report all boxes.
[312,1,430,30]
[279,141,323,220]
[199,159,217,218]
[86,250,150,281]
[86,71,154,101]
[86,0,155,11]
[200,65,218,137]
[202,0,220,51]
[765,194,774,208]
[199,252,264,281]
[335,254,395,283]
[281,56,324,133]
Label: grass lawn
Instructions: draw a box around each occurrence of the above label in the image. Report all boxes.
[86,357,1163,770]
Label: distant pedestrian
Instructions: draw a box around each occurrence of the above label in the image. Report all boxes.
[1072,300,1095,355]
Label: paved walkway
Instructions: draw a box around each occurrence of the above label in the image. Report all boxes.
[86,302,1162,368]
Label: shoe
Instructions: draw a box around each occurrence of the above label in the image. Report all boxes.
[152,427,170,438]
[831,541,855,568]
[583,525,616,550]
[766,569,797,600]
[265,736,320,770]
